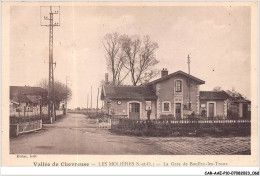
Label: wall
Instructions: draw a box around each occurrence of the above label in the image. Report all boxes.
[109,100,128,116]
[10,103,41,117]
[199,99,226,117]
[216,100,225,116]
[239,103,243,118]
[199,99,207,115]
[155,75,200,118]
[106,99,157,120]
[10,102,49,118]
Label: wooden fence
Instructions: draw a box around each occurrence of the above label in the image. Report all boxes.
[10,119,42,137]
[10,109,65,137]
[97,118,112,129]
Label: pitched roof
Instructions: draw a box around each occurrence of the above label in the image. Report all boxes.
[200,91,231,100]
[102,85,157,100]
[10,86,47,103]
[146,70,205,85]
[231,99,251,103]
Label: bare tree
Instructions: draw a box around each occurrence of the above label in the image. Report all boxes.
[212,86,249,101]
[121,35,159,86]
[139,69,160,84]
[226,88,249,101]
[103,33,129,85]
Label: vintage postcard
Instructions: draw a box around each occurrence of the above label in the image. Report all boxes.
[1,1,259,168]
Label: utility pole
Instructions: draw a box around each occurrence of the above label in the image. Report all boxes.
[96,88,99,111]
[187,54,191,110]
[87,94,89,110]
[65,76,69,115]
[187,54,191,75]
[91,86,92,109]
[41,6,60,123]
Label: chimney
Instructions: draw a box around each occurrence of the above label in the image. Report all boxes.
[105,73,109,84]
[161,68,168,78]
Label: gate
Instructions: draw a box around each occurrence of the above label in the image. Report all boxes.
[97,118,111,129]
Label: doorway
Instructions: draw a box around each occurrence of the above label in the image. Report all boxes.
[242,104,248,119]
[129,103,140,120]
[175,103,181,119]
[208,103,215,118]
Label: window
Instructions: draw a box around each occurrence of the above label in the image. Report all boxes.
[162,101,171,112]
[175,80,182,92]
[130,103,140,112]
[248,104,251,111]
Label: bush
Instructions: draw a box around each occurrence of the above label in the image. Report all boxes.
[111,118,251,137]
[160,114,174,120]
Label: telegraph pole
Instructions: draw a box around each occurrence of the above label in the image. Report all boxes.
[96,88,99,111]
[65,76,69,115]
[187,54,191,74]
[41,6,60,123]
[87,94,89,109]
[91,86,92,109]
[187,54,191,110]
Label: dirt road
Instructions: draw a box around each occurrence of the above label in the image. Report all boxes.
[10,113,250,155]
[10,113,169,154]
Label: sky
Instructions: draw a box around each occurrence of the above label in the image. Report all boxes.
[9,4,251,109]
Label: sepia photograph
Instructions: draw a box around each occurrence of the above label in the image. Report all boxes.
[1,1,258,168]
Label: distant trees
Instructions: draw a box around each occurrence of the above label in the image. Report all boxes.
[37,79,72,107]
[103,33,159,86]
[225,89,249,101]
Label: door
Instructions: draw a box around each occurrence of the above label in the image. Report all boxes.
[175,103,181,119]
[209,103,214,118]
[243,104,248,118]
[129,103,140,120]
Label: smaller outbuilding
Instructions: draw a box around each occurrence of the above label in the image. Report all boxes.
[10,86,48,117]
[199,91,230,118]
[227,99,251,119]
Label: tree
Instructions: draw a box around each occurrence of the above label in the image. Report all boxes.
[212,87,248,101]
[37,79,72,107]
[139,69,159,84]
[103,33,129,85]
[225,88,248,101]
[121,35,159,85]
[212,87,249,119]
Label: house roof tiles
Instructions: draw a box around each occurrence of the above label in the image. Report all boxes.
[200,91,231,100]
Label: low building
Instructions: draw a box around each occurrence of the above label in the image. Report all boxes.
[199,91,230,118]
[101,85,157,119]
[228,99,251,119]
[10,86,48,117]
[101,69,205,120]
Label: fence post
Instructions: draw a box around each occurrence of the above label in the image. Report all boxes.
[40,119,43,129]
[16,123,19,136]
